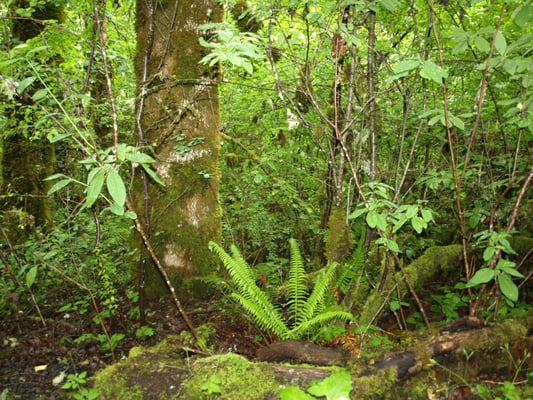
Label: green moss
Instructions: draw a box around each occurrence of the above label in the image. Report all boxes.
[181,353,279,399]
[356,244,463,326]
[350,368,398,399]
[325,207,354,264]
[93,363,144,400]
[94,348,281,400]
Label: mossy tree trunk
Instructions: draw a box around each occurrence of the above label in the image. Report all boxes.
[134,0,223,296]
[0,0,64,242]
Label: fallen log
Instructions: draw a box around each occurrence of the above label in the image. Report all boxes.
[93,313,533,399]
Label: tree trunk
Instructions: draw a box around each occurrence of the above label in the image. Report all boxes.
[1,0,63,242]
[134,0,223,297]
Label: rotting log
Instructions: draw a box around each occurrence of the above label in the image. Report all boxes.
[256,314,532,382]
[93,314,533,399]
[354,244,464,326]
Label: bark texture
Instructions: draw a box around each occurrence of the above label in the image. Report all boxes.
[135,0,223,296]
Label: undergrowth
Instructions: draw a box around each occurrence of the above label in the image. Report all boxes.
[208,238,353,341]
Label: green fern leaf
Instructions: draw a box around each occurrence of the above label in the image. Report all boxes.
[288,310,353,339]
[209,242,255,293]
[286,239,308,326]
[210,240,353,341]
[232,293,289,338]
[210,241,289,338]
[336,228,366,294]
[300,262,338,323]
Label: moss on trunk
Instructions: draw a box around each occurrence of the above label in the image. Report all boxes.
[134,0,223,297]
[1,0,62,242]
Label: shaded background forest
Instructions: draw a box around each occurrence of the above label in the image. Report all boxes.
[0,0,532,398]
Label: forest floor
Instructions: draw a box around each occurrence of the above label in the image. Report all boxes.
[0,294,261,399]
[1,291,531,399]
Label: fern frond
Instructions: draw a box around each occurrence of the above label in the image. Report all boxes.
[300,262,338,323]
[288,310,353,339]
[210,241,289,338]
[209,242,255,293]
[231,293,289,338]
[229,244,256,282]
[286,238,308,325]
[335,228,366,294]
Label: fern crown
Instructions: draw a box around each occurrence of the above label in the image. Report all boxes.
[209,239,353,340]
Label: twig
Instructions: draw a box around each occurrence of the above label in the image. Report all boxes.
[392,252,431,329]
[126,200,200,345]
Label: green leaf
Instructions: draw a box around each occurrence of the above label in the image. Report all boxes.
[142,164,166,186]
[307,370,352,400]
[26,266,38,288]
[390,59,420,79]
[32,88,48,101]
[512,4,533,27]
[410,216,426,234]
[48,132,72,143]
[497,273,518,302]
[376,0,399,12]
[474,36,490,53]
[86,167,105,208]
[494,31,507,55]
[420,208,433,223]
[17,76,36,94]
[125,151,156,164]
[106,168,126,207]
[420,60,447,84]
[124,210,137,219]
[108,203,125,216]
[499,267,524,279]
[449,113,465,130]
[390,299,401,312]
[496,259,524,278]
[465,268,495,287]
[375,213,388,232]
[279,387,315,400]
[201,375,222,395]
[367,209,387,232]
[428,114,442,126]
[482,246,496,262]
[392,215,408,233]
[495,258,515,271]
[386,239,400,253]
[366,210,378,228]
[47,178,73,195]
[404,205,418,219]
[348,208,367,220]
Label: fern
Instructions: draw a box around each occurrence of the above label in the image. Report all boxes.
[209,240,353,341]
[209,242,288,338]
[286,238,307,326]
[301,262,338,323]
[289,309,353,339]
[335,227,366,294]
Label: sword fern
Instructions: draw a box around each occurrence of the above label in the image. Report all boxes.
[209,239,353,340]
